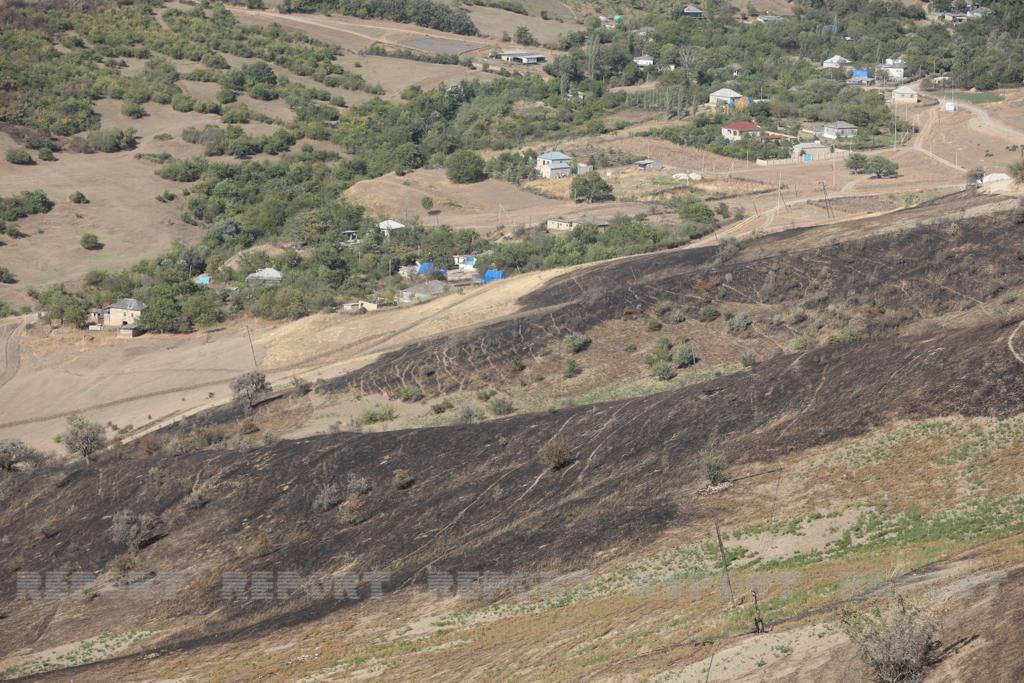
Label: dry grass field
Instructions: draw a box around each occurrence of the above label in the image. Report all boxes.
[334,54,498,99]
[466,5,571,43]
[343,167,653,232]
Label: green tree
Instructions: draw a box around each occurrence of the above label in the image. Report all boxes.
[0,267,15,284]
[571,172,614,203]
[845,153,869,174]
[865,156,899,178]
[1008,162,1024,183]
[69,191,89,204]
[139,290,183,332]
[421,196,434,211]
[35,284,86,326]
[61,415,107,464]
[79,233,102,250]
[514,26,537,46]
[445,150,486,183]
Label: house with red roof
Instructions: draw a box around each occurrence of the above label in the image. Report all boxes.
[721,121,762,141]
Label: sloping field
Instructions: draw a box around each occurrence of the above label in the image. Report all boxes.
[1,317,1023,679]
[343,167,653,232]
[333,54,498,100]
[466,5,570,43]
[230,7,490,55]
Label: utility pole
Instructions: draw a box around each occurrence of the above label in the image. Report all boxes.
[752,589,766,633]
[714,519,735,609]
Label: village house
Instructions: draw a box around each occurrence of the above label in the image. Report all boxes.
[83,298,147,335]
[245,267,283,285]
[446,269,481,287]
[709,88,743,107]
[792,141,830,161]
[536,151,574,179]
[378,219,405,238]
[682,4,704,19]
[757,15,783,22]
[821,55,851,70]
[400,280,448,304]
[821,121,858,140]
[892,86,918,103]
[546,215,611,232]
[876,58,906,82]
[494,51,546,64]
[967,6,992,18]
[453,254,478,271]
[721,120,762,141]
[846,69,875,86]
[634,158,663,172]
[633,54,655,67]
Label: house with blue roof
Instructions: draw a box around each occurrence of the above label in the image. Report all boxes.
[536,151,574,179]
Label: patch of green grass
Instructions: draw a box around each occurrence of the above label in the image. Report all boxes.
[948,91,1004,104]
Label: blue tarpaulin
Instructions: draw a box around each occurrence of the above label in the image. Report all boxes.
[852,69,871,78]
[417,262,434,276]
[482,269,505,284]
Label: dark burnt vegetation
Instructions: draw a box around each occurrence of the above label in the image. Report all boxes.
[326,203,1024,401]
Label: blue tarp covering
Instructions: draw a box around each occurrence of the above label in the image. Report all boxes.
[193,275,211,285]
[482,269,505,284]
[417,262,434,276]
[464,255,476,267]
[852,69,871,78]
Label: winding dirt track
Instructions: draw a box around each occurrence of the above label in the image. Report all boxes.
[0,317,24,390]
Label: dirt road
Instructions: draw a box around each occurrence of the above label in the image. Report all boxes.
[0,317,25,390]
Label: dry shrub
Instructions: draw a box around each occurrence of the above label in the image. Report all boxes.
[839,593,937,683]
[392,469,415,490]
[539,435,575,471]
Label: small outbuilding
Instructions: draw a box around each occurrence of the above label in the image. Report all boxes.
[892,86,918,103]
[792,142,829,161]
[634,158,663,172]
[633,54,655,67]
[245,267,284,285]
[495,51,546,64]
[378,219,406,238]
[821,121,858,139]
[709,88,743,107]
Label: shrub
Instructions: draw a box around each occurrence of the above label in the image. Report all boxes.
[346,474,372,498]
[714,237,743,263]
[703,450,726,485]
[828,328,861,345]
[445,150,486,183]
[37,147,56,161]
[5,148,33,165]
[476,388,497,401]
[359,405,396,424]
[82,128,137,153]
[0,267,15,284]
[562,358,581,377]
[0,439,45,473]
[791,336,811,351]
[79,233,103,250]
[539,434,574,470]
[431,398,454,414]
[648,337,673,365]
[726,312,752,333]
[399,384,424,402]
[230,371,270,408]
[839,594,936,683]
[122,101,146,118]
[61,415,106,463]
[672,343,697,368]
[647,318,663,331]
[651,360,675,380]
[741,349,758,367]
[487,396,515,415]
[110,509,158,551]
[69,191,89,204]
[392,469,415,490]
[565,332,592,353]
[698,305,720,322]
[313,482,343,511]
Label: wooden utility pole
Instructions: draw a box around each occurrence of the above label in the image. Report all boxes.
[714,519,735,609]
[752,589,766,633]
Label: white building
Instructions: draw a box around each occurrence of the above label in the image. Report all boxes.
[821,121,858,139]
[633,54,655,67]
[821,55,851,70]
[792,142,829,161]
[245,267,283,285]
[877,58,906,82]
[892,86,918,103]
[495,51,546,64]
[709,88,743,107]
[378,219,406,238]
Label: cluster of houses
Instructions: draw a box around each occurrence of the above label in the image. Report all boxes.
[821,55,908,86]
